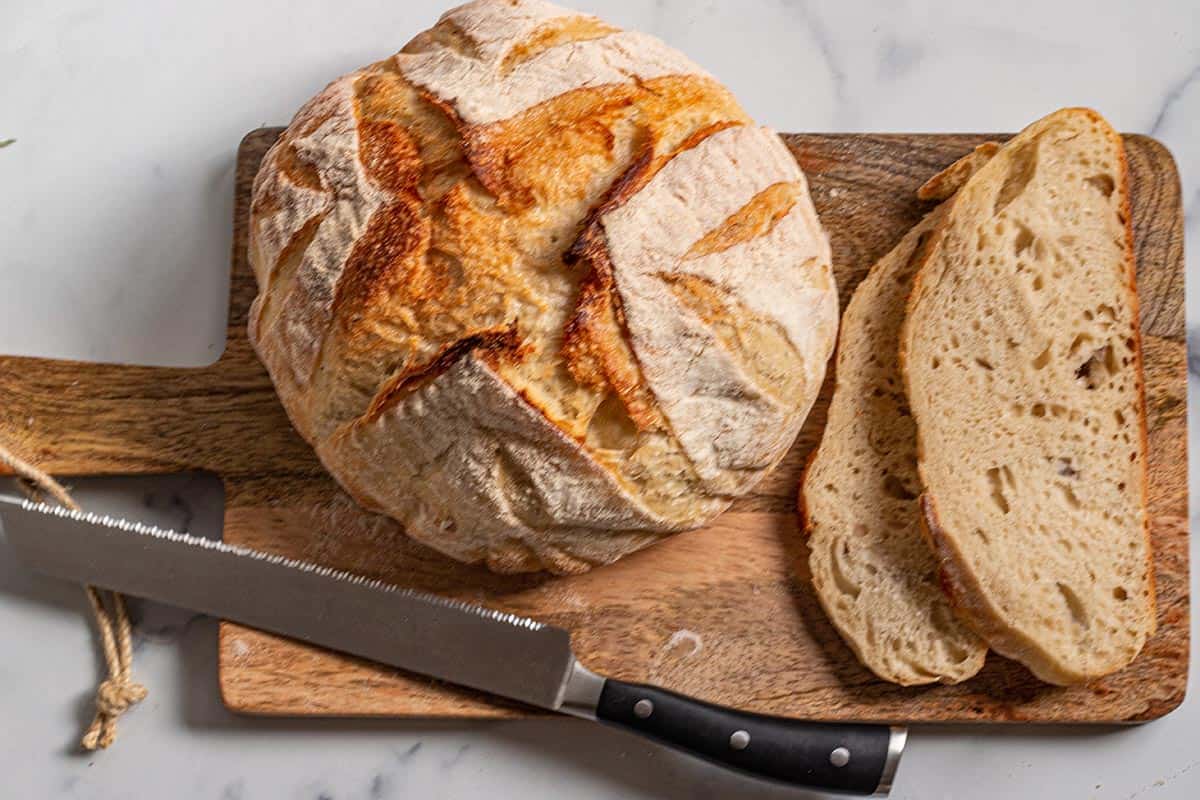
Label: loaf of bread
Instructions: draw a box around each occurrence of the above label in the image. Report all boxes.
[802,146,994,686]
[247,0,838,573]
[901,108,1154,684]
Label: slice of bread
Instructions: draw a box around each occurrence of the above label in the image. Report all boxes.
[901,108,1154,685]
[802,146,995,686]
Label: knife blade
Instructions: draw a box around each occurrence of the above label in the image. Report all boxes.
[0,494,905,795]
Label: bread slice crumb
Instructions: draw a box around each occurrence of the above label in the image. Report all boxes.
[802,147,995,685]
[901,108,1154,685]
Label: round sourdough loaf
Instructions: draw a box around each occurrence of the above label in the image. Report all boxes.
[247,0,838,574]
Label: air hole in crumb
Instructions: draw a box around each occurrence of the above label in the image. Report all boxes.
[975,357,994,371]
[1068,332,1094,358]
[994,140,1039,214]
[1057,482,1082,509]
[1032,274,1045,291]
[1113,586,1128,601]
[829,539,861,600]
[1032,345,1052,370]
[973,528,990,545]
[986,467,1012,514]
[932,357,941,369]
[1013,224,1036,257]
[1115,409,1126,426]
[1075,345,1116,389]
[1057,583,1089,628]
[585,392,639,451]
[1032,403,1047,418]
[881,474,917,501]
[1086,173,1116,197]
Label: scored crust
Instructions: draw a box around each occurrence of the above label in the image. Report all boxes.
[900,108,1154,684]
[247,0,838,572]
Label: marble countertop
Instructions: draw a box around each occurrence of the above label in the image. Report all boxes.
[1,1,1198,797]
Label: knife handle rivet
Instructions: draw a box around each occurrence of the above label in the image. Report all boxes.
[729,730,750,750]
[633,699,654,719]
[829,746,851,767]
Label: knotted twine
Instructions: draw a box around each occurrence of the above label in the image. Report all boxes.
[0,441,147,750]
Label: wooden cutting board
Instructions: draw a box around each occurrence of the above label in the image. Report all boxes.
[0,130,1187,723]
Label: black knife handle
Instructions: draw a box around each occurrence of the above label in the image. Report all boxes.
[595,679,904,795]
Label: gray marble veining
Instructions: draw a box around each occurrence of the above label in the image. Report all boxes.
[1,1,1198,798]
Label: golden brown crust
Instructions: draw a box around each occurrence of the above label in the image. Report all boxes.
[498,15,619,74]
[796,445,822,536]
[684,181,800,260]
[332,199,429,322]
[362,324,525,422]
[1105,112,1157,635]
[919,494,1078,684]
[247,0,836,573]
[917,142,1001,201]
[559,250,662,430]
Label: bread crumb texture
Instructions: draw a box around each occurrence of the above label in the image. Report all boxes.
[804,148,992,684]
[902,108,1153,684]
[247,0,837,573]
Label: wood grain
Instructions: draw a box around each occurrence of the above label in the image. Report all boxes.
[0,131,1186,723]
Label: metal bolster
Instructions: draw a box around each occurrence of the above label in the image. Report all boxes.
[874,726,908,796]
[556,658,606,720]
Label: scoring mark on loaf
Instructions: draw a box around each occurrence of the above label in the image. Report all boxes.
[499,15,619,74]
[247,0,837,572]
[361,325,525,422]
[396,2,710,126]
[683,181,801,260]
[599,124,836,490]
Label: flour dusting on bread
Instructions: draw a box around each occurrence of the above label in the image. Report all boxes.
[248,0,838,573]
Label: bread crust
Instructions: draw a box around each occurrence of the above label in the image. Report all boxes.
[248,0,838,572]
[1107,112,1157,645]
[917,142,1001,201]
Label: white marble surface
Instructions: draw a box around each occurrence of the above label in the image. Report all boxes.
[1,0,1198,797]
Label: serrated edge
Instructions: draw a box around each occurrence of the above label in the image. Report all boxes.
[17,499,547,632]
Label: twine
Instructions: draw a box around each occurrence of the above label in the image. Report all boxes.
[0,442,147,750]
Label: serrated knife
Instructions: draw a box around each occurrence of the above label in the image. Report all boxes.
[0,494,904,795]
